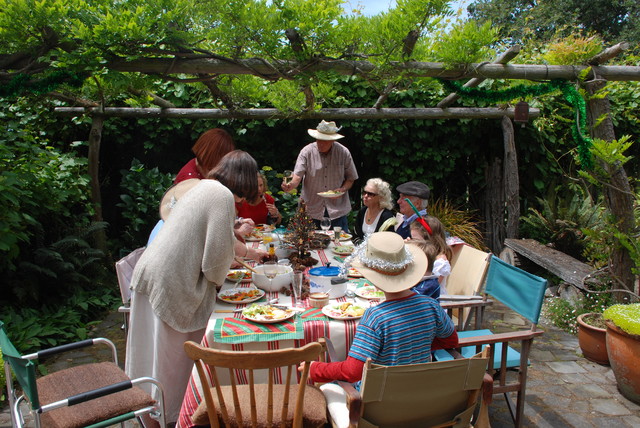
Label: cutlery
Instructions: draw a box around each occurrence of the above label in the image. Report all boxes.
[234,257,258,274]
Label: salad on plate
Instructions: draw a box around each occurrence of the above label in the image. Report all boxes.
[355,285,385,300]
[242,304,295,323]
[322,302,365,320]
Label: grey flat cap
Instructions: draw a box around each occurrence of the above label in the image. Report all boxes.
[396,181,430,199]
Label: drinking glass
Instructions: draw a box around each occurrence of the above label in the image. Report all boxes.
[320,217,331,233]
[263,261,278,288]
[283,170,293,186]
[292,270,305,308]
[333,226,342,243]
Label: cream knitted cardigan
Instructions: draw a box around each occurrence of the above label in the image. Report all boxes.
[131,180,236,332]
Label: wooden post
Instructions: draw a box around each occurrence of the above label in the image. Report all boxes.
[484,158,505,254]
[585,76,636,298]
[88,114,107,253]
[502,116,520,241]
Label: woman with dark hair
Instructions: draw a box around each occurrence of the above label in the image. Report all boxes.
[126,150,258,426]
[174,128,236,183]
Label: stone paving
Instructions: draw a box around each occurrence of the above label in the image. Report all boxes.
[2,302,639,427]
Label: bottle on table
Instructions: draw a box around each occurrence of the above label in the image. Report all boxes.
[265,243,278,262]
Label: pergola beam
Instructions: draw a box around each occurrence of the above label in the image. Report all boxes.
[437,45,522,108]
[54,106,541,120]
[107,57,640,82]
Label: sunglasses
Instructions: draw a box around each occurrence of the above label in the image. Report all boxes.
[362,190,378,197]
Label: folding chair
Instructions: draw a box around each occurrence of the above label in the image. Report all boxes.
[434,255,548,427]
[183,340,327,428]
[0,321,165,428]
[439,245,492,330]
[115,247,145,334]
[321,347,492,428]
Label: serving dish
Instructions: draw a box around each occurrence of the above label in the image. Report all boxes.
[252,264,293,292]
[218,288,265,304]
[242,304,295,323]
[322,302,365,320]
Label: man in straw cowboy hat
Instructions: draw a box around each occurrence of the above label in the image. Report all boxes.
[300,232,458,384]
[281,120,358,231]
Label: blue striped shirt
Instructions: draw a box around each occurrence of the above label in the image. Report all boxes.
[348,293,454,365]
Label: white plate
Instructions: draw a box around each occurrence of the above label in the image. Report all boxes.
[322,303,365,320]
[226,269,253,283]
[317,191,344,199]
[242,306,296,323]
[255,224,275,232]
[355,286,385,300]
[332,245,355,256]
[218,288,265,304]
[338,232,353,241]
[245,233,264,242]
[347,268,364,278]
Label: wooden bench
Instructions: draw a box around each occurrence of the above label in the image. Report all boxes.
[501,238,598,290]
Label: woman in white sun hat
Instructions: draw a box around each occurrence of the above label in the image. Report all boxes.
[300,231,458,384]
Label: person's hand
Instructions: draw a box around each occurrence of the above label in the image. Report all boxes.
[298,361,312,373]
[246,247,268,262]
[281,181,293,192]
[266,203,280,217]
[229,259,242,269]
[235,222,254,237]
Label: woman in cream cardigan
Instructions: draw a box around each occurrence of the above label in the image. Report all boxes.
[125,150,259,426]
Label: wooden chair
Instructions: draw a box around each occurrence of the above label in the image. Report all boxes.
[439,244,493,330]
[434,256,548,427]
[114,247,145,334]
[321,347,492,428]
[0,320,166,428]
[183,340,328,428]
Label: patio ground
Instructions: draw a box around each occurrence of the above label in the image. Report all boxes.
[2,300,639,427]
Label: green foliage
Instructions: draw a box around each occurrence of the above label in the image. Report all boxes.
[541,33,604,65]
[543,283,614,334]
[0,350,5,401]
[117,158,173,250]
[428,198,485,250]
[604,303,640,335]
[520,184,604,260]
[260,166,299,226]
[0,286,118,354]
[432,20,498,67]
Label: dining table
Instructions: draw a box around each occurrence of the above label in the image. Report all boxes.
[175,232,372,428]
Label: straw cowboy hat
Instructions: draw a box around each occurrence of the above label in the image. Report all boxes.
[159,178,200,220]
[307,120,344,140]
[350,231,427,293]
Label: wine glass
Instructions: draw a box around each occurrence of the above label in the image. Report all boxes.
[263,261,278,288]
[320,217,331,234]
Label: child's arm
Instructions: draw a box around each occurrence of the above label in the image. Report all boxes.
[301,357,366,383]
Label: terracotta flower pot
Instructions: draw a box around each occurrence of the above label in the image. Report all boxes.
[577,313,609,365]
[606,320,640,404]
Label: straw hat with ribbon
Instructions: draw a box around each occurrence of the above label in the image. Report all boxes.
[346,231,426,293]
[159,178,200,220]
[307,120,344,140]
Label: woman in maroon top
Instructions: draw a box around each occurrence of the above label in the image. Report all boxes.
[236,173,282,225]
[174,128,235,183]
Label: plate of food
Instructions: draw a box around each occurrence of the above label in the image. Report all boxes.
[338,232,353,241]
[332,245,355,256]
[347,267,364,278]
[317,190,344,199]
[218,288,265,304]
[226,269,253,283]
[255,224,275,232]
[355,285,385,300]
[322,302,366,320]
[245,230,264,242]
[242,304,295,323]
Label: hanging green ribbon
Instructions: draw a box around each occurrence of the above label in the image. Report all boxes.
[437,78,592,168]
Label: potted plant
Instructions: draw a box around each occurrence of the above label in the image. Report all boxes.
[577,312,609,365]
[603,303,640,404]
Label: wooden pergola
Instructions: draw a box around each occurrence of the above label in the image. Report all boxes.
[48,42,639,291]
